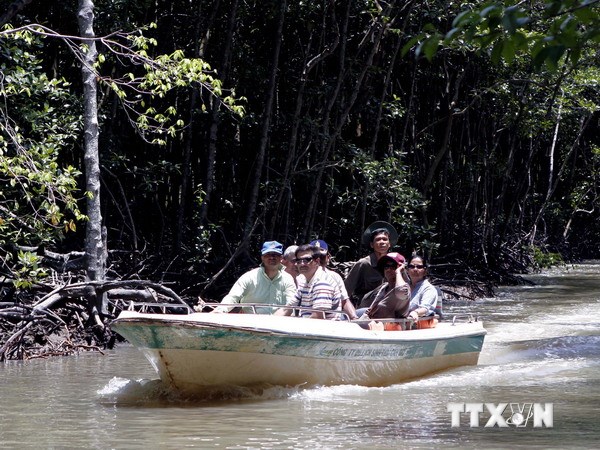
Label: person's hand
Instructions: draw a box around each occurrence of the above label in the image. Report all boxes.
[408,310,419,321]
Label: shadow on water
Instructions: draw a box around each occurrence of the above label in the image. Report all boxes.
[508,334,600,359]
[484,333,600,366]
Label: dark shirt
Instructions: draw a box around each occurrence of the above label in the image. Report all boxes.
[344,253,383,307]
[364,282,410,319]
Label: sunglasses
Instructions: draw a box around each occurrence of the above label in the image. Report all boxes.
[294,257,315,265]
[383,263,398,270]
[407,264,426,269]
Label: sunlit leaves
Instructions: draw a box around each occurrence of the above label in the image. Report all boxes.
[95,29,246,145]
[441,1,600,71]
[2,23,245,148]
[0,30,85,255]
[13,251,48,289]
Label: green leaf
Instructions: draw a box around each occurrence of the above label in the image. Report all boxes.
[418,35,441,61]
[490,39,504,65]
[401,35,421,57]
[453,10,479,27]
[480,5,500,19]
[573,6,596,23]
[501,37,516,63]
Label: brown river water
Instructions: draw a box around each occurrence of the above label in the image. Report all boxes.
[1,262,599,449]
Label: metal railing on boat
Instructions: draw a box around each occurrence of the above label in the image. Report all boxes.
[115,300,479,330]
[199,301,478,325]
[109,299,194,315]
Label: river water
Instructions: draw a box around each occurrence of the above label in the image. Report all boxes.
[1,262,599,449]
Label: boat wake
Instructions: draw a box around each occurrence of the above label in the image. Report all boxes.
[404,349,600,391]
[96,376,314,405]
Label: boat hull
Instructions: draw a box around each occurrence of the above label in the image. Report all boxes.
[111,311,485,391]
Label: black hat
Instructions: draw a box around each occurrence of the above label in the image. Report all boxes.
[361,221,398,246]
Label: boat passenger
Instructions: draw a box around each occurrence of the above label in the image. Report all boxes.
[344,221,398,308]
[310,239,359,320]
[282,244,299,285]
[406,254,441,328]
[212,240,296,314]
[355,252,410,326]
[275,244,342,319]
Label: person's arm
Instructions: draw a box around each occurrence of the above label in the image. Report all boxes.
[282,275,298,306]
[393,264,410,299]
[212,273,248,313]
[342,298,358,320]
[275,281,301,316]
[331,270,357,319]
[394,264,408,289]
[408,284,437,319]
[274,306,293,316]
[391,276,410,318]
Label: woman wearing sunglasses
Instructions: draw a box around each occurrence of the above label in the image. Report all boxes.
[406,254,440,326]
[355,252,410,326]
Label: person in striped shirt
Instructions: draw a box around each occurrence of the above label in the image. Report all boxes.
[275,244,342,319]
[310,239,359,320]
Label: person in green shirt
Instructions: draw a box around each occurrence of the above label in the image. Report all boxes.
[213,241,297,314]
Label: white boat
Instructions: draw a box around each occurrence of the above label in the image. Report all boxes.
[110,305,486,392]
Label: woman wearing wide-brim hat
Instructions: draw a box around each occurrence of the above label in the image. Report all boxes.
[343,221,399,308]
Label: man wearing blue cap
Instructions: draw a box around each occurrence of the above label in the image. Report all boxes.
[213,240,297,314]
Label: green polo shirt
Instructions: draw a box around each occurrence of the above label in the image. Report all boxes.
[216,266,297,314]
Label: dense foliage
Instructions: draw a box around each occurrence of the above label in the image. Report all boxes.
[1,0,599,301]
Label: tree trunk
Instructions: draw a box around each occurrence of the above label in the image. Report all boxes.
[78,0,107,311]
[175,0,217,251]
[268,0,339,238]
[300,1,351,239]
[422,64,465,198]
[358,3,414,235]
[200,0,238,226]
[241,0,287,242]
[302,1,391,238]
[529,113,592,245]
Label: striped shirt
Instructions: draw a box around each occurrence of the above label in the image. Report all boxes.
[291,267,342,318]
[325,268,349,300]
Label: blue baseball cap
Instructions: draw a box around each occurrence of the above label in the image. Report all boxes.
[310,240,329,252]
[261,240,283,255]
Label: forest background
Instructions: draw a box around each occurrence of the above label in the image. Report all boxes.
[1,1,599,358]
